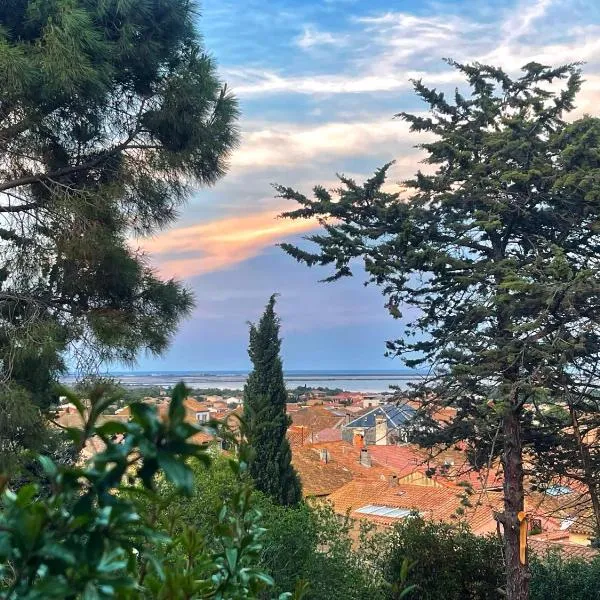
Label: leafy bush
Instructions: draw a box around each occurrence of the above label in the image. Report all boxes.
[370,516,504,599]
[0,382,283,599]
[257,500,378,600]
[530,551,600,600]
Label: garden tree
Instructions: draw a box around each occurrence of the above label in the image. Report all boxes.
[278,61,600,600]
[0,0,237,470]
[243,295,301,506]
[530,551,600,600]
[144,454,380,600]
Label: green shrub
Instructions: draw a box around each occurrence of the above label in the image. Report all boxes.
[371,516,504,599]
[530,551,600,600]
[0,382,282,599]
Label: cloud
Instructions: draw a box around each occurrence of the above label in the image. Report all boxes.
[295,25,346,49]
[140,209,320,278]
[225,1,600,99]
[225,67,411,96]
[501,0,554,44]
[230,118,426,171]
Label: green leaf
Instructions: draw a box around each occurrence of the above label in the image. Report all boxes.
[40,542,77,565]
[168,382,188,425]
[225,547,238,571]
[95,421,128,437]
[157,452,193,494]
[38,455,57,478]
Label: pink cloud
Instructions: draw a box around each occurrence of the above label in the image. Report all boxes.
[139,208,320,279]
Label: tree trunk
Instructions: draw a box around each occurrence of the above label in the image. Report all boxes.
[501,408,530,600]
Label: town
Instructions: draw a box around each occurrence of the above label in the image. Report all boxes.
[54,384,598,563]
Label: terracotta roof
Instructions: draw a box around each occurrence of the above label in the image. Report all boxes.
[314,427,343,442]
[327,478,502,534]
[529,538,599,561]
[525,485,597,536]
[183,398,211,413]
[368,444,503,490]
[291,405,345,435]
[292,441,394,497]
[191,431,218,445]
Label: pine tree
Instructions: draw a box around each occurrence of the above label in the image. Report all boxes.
[243,295,301,506]
[0,1,238,474]
[277,61,600,599]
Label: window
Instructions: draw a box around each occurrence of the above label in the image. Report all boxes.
[546,485,573,496]
[196,412,209,423]
[355,505,412,519]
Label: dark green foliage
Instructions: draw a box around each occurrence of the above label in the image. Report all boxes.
[371,517,504,600]
[0,0,237,480]
[530,552,600,600]
[0,382,280,599]
[0,0,236,394]
[244,296,301,506]
[255,500,378,600]
[278,60,600,599]
[145,456,377,600]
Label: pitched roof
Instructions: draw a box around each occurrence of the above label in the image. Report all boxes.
[528,538,599,561]
[369,444,503,490]
[327,478,501,534]
[525,485,597,536]
[292,441,394,497]
[314,427,343,442]
[345,403,415,429]
[291,405,345,434]
[183,397,210,413]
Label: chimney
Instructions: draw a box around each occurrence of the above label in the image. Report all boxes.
[375,414,388,446]
[389,474,399,488]
[319,448,329,464]
[359,448,372,468]
[353,433,364,448]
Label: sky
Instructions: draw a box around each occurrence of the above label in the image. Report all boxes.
[134,0,600,372]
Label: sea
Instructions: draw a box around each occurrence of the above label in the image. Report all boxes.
[61,370,424,393]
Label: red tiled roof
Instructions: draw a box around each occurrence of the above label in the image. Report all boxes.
[529,538,599,561]
[327,478,501,534]
[368,444,503,490]
[292,441,394,497]
[314,427,343,442]
[183,397,210,413]
[291,406,345,435]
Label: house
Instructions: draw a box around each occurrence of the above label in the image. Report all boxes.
[342,403,416,446]
[291,441,394,497]
[183,397,211,424]
[362,394,385,408]
[368,444,503,490]
[326,477,503,535]
[289,405,345,446]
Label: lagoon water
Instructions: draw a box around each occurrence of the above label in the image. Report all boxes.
[62,370,424,393]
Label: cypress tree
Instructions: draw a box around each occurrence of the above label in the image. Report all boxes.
[243,295,301,505]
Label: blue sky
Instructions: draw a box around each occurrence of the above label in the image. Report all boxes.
[135,0,600,371]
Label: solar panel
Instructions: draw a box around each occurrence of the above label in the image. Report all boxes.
[355,505,412,519]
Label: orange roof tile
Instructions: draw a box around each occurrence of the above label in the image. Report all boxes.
[327,478,502,534]
[292,441,394,497]
[291,405,345,435]
[529,538,599,561]
[184,397,211,413]
[369,444,503,490]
